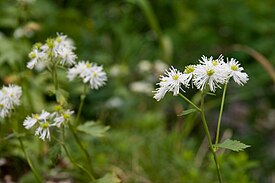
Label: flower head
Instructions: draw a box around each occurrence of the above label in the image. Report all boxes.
[67,61,107,90]
[0,84,22,118]
[226,58,249,85]
[27,33,77,70]
[53,109,74,127]
[23,108,74,141]
[153,66,189,101]
[193,55,229,92]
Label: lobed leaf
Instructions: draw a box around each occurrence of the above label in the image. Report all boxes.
[214,139,251,152]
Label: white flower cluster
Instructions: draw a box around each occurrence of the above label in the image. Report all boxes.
[0,85,22,118]
[153,55,249,101]
[23,109,74,141]
[67,61,107,89]
[27,33,77,70]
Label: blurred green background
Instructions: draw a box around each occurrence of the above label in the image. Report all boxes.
[0,0,275,182]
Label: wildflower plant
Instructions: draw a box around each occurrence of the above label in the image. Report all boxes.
[0,33,114,182]
[153,54,250,183]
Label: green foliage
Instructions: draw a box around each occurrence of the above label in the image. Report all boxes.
[215,139,251,152]
[77,121,110,137]
[0,0,274,182]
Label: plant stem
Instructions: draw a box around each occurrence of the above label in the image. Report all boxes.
[52,63,58,91]
[215,83,227,145]
[10,119,42,183]
[61,127,95,181]
[200,92,222,183]
[76,85,87,125]
[68,122,93,173]
[179,93,201,112]
[18,137,42,182]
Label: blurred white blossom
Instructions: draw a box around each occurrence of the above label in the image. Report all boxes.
[23,108,74,141]
[27,33,77,70]
[0,85,22,118]
[67,61,107,90]
[130,81,154,95]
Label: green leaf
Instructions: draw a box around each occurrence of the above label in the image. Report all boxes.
[178,108,198,116]
[77,121,110,137]
[214,139,251,152]
[95,173,121,183]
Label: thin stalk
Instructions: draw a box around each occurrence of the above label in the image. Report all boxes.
[200,92,223,183]
[10,119,42,183]
[179,93,201,112]
[76,85,87,125]
[215,83,227,145]
[68,122,93,173]
[52,63,58,91]
[61,127,95,181]
[18,137,42,182]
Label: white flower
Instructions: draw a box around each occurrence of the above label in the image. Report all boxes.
[27,33,77,70]
[27,43,47,69]
[226,58,249,85]
[153,85,169,101]
[138,60,152,73]
[23,113,39,129]
[68,61,107,90]
[23,108,74,141]
[129,81,154,95]
[0,85,22,118]
[84,64,108,89]
[35,121,52,141]
[199,54,224,66]
[193,62,227,92]
[67,61,87,81]
[53,109,74,127]
[183,65,195,85]
[153,66,189,101]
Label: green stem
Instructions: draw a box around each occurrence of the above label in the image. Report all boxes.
[200,92,223,183]
[215,83,227,145]
[76,85,87,125]
[52,63,58,91]
[10,119,42,183]
[68,122,93,173]
[18,137,42,182]
[179,93,201,112]
[61,127,95,181]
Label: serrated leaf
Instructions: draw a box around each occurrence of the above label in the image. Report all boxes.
[214,139,251,152]
[77,121,110,137]
[95,173,121,183]
[178,108,198,116]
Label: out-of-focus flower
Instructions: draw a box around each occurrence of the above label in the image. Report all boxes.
[0,85,22,118]
[67,61,107,90]
[138,60,152,73]
[27,33,77,70]
[23,108,74,141]
[130,81,154,95]
[53,109,74,127]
